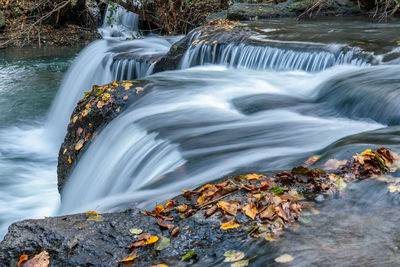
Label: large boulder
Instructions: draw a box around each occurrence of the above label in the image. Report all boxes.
[57,80,148,193]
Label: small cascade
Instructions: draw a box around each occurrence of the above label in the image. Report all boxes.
[45,37,174,143]
[181,42,369,72]
[98,4,140,39]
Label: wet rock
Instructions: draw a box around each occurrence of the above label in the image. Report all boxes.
[227,0,362,20]
[57,80,148,193]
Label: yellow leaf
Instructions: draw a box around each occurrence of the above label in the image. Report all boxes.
[197,195,206,204]
[221,221,240,230]
[144,236,159,244]
[197,184,212,193]
[87,215,104,222]
[86,211,99,215]
[82,109,89,117]
[112,81,118,87]
[68,156,72,164]
[217,201,238,216]
[72,116,78,123]
[120,251,138,263]
[123,95,128,101]
[97,101,104,109]
[151,265,168,267]
[242,203,257,220]
[123,83,133,90]
[245,174,266,180]
[154,205,164,214]
[63,149,67,155]
[304,155,320,166]
[212,40,218,44]
[274,253,294,263]
[85,103,91,109]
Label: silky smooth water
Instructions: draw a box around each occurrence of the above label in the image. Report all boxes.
[1,17,400,266]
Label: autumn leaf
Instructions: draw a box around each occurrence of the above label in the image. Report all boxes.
[72,116,78,123]
[129,228,143,235]
[123,95,128,101]
[157,218,174,229]
[151,265,168,267]
[242,203,258,220]
[197,184,212,192]
[197,195,207,204]
[136,87,144,93]
[17,255,28,266]
[223,250,245,262]
[137,233,151,240]
[144,236,159,244]
[323,159,348,170]
[123,83,133,90]
[112,81,118,87]
[181,250,197,261]
[115,106,121,113]
[86,215,104,222]
[231,260,249,267]
[68,156,72,164]
[304,155,320,166]
[85,211,99,215]
[202,185,219,197]
[205,205,218,218]
[245,174,266,180]
[218,201,238,216]
[155,236,170,250]
[75,139,84,151]
[97,101,104,109]
[175,203,188,213]
[171,227,180,237]
[274,253,294,263]
[259,205,275,220]
[120,251,138,263]
[24,251,50,267]
[220,221,240,230]
[63,149,67,155]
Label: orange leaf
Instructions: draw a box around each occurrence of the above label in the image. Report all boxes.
[166,200,175,209]
[112,80,118,87]
[197,195,207,204]
[145,236,159,244]
[175,203,188,213]
[217,201,238,216]
[75,139,84,151]
[243,203,258,220]
[197,184,212,193]
[120,251,138,263]
[17,255,28,266]
[123,95,128,101]
[85,211,99,215]
[220,221,240,230]
[68,156,72,164]
[154,205,164,214]
[202,185,219,197]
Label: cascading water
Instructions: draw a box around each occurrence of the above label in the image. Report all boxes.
[98,4,140,39]
[180,37,369,72]
[2,16,400,265]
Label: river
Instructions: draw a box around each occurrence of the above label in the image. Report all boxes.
[1,16,400,265]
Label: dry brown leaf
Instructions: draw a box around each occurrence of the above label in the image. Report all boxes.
[205,205,218,218]
[137,233,151,240]
[259,205,275,220]
[157,219,174,229]
[175,203,188,213]
[171,227,180,237]
[24,251,50,267]
[245,174,266,180]
[17,255,28,266]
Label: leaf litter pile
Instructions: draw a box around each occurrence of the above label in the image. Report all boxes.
[116,147,399,265]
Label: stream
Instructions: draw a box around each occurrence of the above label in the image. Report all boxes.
[1,14,400,265]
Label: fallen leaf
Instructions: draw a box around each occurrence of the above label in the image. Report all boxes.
[304,155,320,166]
[85,211,99,215]
[86,215,104,222]
[123,95,128,101]
[231,260,249,267]
[197,184,212,192]
[205,205,218,218]
[171,227,180,237]
[120,251,138,263]
[181,250,197,261]
[175,203,188,213]
[68,156,72,164]
[242,203,258,220]
[221,221,240,230]
[17,255,28,266]
[24,251,50,267]
[274,253,294,263]
[129,240,145,248]
[97,101,104,109]
[157,218,174,229]
[145,236,159,244]
[260,232,280,242]
[259,205,275,220]
[217,201,238,216]
[63,149,67,155]
[245,174,266,180]
[112,80,118,87]
[129,228,143,235]
[124,83,133,90]
[155,236,170,250]
[72,116,78,123]
[324,159,348,170]
[75,139,84,151]
[223,250,245,262]
[137,233,151,240]
[136,87,144,93]
[151,265,168,267]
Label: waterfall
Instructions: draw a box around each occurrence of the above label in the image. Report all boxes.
[180,42,370,72]
[45,37,175,143]
[98,4,140,39]
[59,66,383,213]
